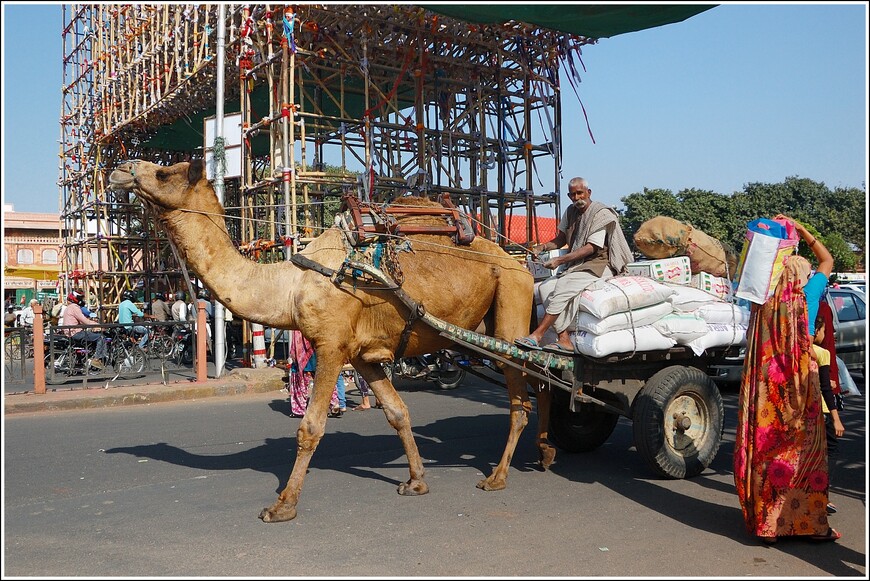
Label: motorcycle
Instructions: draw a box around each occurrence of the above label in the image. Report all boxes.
[169,325,195,365]
[44,327,146,384]
[386,349,468,390]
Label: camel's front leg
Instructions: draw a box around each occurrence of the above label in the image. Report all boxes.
[477,366,530,491]
[259,354,344,523]
[355,360,429,496]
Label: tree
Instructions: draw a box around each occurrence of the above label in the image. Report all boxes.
[620,177,866,273]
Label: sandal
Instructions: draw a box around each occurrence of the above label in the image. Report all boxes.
[809,527,841,542]
[514,336,542,351]
[542,342,574,355]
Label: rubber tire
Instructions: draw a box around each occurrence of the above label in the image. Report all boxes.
[177,343,194,365]
[434,369,466,390]
[114,345,147,374]
[44,346,68,385]
[151,334,174,358]
[632,365,723,479]
[382,362,394,383]
[548,389,620,453]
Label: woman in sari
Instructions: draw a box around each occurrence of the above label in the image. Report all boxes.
[734,253,840,544]
[287,331,340,417]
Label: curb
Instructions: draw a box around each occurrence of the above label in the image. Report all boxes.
[5,367,286,415]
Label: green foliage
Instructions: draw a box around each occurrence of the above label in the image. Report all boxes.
[619,177,866,271]
[815,231,857,273]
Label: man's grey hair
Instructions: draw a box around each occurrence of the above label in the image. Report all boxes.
[568,177,588,191]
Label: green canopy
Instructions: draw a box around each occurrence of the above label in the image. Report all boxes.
[425,4,716,39]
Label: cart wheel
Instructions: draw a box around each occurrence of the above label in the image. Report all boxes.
[434,368,466,390]
[381,362,394,383]
[632,365,723,479]
[548,389,621,453]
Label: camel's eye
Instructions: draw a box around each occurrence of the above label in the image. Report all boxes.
[156,169,170,182]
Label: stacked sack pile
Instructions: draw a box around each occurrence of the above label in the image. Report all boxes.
[558,216,748,358]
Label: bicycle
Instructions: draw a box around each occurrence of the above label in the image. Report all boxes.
[146,322,176,359]
[44,325,146,384]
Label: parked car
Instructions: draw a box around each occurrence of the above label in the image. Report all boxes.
[710,287,865,383]
[838,282,865,295]
[828,287,866,377]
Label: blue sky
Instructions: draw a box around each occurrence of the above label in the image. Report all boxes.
[2,2,867,215]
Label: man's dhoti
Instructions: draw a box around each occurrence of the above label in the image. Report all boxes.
[538,269,614,334]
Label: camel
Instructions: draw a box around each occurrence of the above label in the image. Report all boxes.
[109,159,555,522]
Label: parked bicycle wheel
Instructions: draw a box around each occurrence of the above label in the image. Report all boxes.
[150,332,174,358]
[113,344,146,374]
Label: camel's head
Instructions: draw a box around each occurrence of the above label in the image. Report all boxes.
[109,160,216,213]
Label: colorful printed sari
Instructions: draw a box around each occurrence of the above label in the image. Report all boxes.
[734,256,830,539]
[288,331,339,416]
[288,331,316,416]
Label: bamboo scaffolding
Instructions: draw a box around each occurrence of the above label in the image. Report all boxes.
[59,4,579,320]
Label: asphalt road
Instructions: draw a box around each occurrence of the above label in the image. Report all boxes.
[3,376,866,577]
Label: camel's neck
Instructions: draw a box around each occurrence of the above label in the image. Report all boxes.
[162,208,301,328]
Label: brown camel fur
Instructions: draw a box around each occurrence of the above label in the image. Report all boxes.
[109,159,556,522]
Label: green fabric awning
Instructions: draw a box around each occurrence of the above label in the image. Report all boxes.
[425,4,716,39]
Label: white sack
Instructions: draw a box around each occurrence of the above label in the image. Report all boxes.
[578,276,675,319]
[652,312,710,344]
[572,326,676,358]
[686,323,748,356]
[667,284,723,312]
[695,302,751,325]
[576,301,673,335]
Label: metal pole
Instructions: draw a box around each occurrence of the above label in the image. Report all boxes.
[213,3,227,377]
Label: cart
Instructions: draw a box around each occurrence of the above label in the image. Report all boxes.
[450,336,737,479]
[294,253,740,480]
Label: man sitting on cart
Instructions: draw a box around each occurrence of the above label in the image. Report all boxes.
[515,176,633,355]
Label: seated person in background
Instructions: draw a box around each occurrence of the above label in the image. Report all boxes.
[171,290,189,326]
[150,292,172,322]
[61,290,108,368]
[515,177,633,354]
[19,299,39,328]
[118,289,151,349]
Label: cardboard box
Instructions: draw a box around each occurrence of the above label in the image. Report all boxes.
[626,256,691,285]
[691,272,733,300]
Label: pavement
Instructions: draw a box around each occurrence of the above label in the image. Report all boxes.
[3,366,287,415]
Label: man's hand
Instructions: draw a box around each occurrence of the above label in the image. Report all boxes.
[543,255,563,270]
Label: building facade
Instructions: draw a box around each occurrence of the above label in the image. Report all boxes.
[2,205,64,307]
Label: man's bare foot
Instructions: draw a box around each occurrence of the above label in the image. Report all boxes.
[352,403,371,411]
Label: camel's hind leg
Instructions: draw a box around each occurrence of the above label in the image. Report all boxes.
[259,350,344,523]
[477,268,539,490]
[476,364,532,490]
[354,359,429,496]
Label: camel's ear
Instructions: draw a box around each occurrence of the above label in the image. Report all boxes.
[187,159,204,184]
